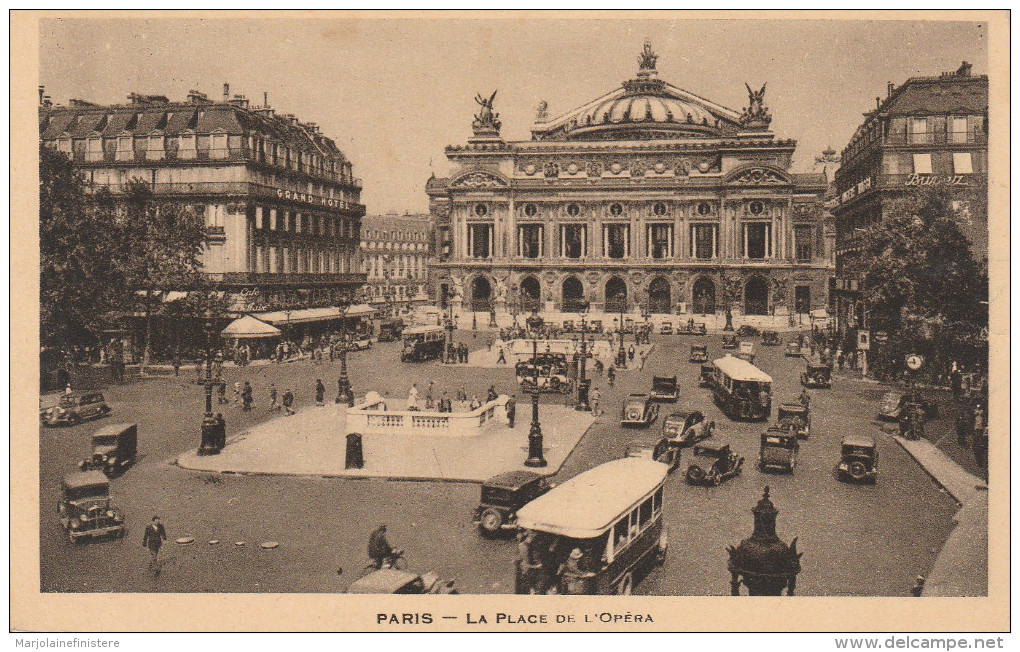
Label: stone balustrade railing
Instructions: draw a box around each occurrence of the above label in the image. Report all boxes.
[345,391,509,437]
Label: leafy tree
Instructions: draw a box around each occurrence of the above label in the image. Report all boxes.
[39,145,123,350]
[853,186,988,378]
[117,180,207,372]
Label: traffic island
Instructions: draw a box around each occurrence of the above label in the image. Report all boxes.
[176,399,595,483]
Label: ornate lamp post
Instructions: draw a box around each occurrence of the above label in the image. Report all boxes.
[524,338,547,467]
[336,301,354,406]
[615,296,627,368]
[197,309,223,456]
[510,284,519,328]
[576,301,590,411]
[727,487,803,595]
[443,285,454,356]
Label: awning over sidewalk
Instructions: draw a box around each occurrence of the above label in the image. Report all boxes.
[255,304,376,326]
[221,315,282,339]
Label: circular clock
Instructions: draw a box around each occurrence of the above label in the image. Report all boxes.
[906,354,924,371]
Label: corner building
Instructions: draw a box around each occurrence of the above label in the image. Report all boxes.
[39,86,366,317]
[427,44,832,328]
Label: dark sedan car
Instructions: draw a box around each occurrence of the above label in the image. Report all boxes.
[620,393,659,428]
[473,471,552,537]
[44,392,111,427]
[662,409,708,448]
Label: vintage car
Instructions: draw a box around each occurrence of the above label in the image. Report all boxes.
[689,344,709,363]
[623,437,680,472]
[761,331,781,346]
[561,320,575,333]
[785,340,804,357]
[721,335,739,349]
[737,325,760,338]
[348,568,458,594]
[621,318,635,334]
[660,322,674,335]
[691,322,707,336]
[684,441,744,486]
[736,341,755,364]
[348,333,373,351]
[58,471,127,543]
[777,403,811,439]
[758,427,799,474]
[801,363,832,389]
[588,320,604,334]
[877,390,938,422]
[650,375,679,402]
[474,471,553,537]
[620,394,659,428]
[662,409,708,448]
[837,435,879,484]
[79,423,138,477]
[699,363,715,387]
[44,392,111,427]
[377,318,404,342]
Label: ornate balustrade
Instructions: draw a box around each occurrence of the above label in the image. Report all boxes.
[345,391,508,437]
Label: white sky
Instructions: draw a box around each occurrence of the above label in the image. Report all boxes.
[40,17,988,214]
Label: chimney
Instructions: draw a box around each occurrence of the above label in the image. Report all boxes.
[38,85,44,105]
[222,83,229,101]
[887,82,894,98]
[875,97,881,111]
[263,91,268,107]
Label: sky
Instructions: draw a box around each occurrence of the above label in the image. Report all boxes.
[39,17,988,214]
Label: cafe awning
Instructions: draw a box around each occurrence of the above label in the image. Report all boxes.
[220,315,282,339]
[255,304,377,326]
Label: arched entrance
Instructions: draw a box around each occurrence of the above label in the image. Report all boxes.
[470,276,492,312]
[648,276,671,314]
[692,277,716,315]
[562,276,585,313]
[520,276,541,312]
[605,277,628,311]
[744,276,769,315]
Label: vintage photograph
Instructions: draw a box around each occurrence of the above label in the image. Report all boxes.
[13,10,1007,632]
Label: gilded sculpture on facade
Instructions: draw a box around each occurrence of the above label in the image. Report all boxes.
[740,82,773,130]
[472,90,502,134]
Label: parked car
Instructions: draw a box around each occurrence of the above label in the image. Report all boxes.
[588,320,604,334]
[44,392,111,427]
[777,403,811,439]
[699,363,715,387]
[58,471,126,543]
[801,363,832,388]
[837,435,879,484]
[377,318,405,342]
[650,375,679,402]
[348,568,458,594]
[660,322,674,335]
[785,341,803,357]
[662,409,708,448]
[761,331,781,346]
[561,320,575,333]
[78,423,137,477]
[620,394,659,428]
[623,437,680,472]
[473,471,552,537]
[758,427,799,474]
[736,341,755,363]
[691,323,707,336]
[684,441,743,486]
[721,335,739,349]
[689,344,709,363]
[349,334,373,351]
[877,390,938,421]
[737,325,760,338]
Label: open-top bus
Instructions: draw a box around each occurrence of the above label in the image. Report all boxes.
[514,457,668,595]
[708,354,773,421]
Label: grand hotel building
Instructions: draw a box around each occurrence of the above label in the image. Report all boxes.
[39,85,366,322]
[427,44,833,325]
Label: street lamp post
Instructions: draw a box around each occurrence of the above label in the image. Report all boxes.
[615,297,627,368]
[197,310,223,456]
[576,303,590,411]
[336,302,354,406]
[443,285,454,361]
[524,338,547,467]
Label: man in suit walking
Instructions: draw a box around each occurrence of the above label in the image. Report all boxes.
[142,515,168,570]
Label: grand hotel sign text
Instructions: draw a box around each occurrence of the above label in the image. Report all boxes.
[276,188,355,210]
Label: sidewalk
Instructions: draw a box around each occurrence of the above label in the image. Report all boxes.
[176,400,595,483]
[894,436,988,596]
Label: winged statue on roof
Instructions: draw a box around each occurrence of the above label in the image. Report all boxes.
[472,90,502,133]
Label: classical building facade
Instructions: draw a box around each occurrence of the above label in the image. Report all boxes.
[359,212,434,315]
[832,62,988,333]
[39,85,366,315]
[427,44,833,326]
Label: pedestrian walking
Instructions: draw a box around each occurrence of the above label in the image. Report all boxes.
[195,358,204,383]
[487,384,498,403]
[457,385,467,403]
[315,379,326,406]
[425,381,436,409]
[407,383,419,411]
[607,366,616,388]
[142,516,167,571]
[955,409,971,447]
[950,365,963,401]
[497,347,506,365]
[590,387,601,416]
[799,388,810,409]
[469,395,482,410]
[460,342,469,364]
[506,395,516,428]
[232,381,241,406]
[241,381,254,411]
[217,379,228,405]
[638,350,646,371]
[269,383,279,412]
[282,389,295,415]
[172,350,181,377]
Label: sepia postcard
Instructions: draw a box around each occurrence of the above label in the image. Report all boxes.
[10,9,1010,634]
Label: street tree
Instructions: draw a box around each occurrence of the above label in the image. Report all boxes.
[854,185,988,378]
[39,145,123,350]
[118,180,207,373]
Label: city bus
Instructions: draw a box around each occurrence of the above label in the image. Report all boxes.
[514,457,668,595]
[709,354,773,421]
[399,325,445,362]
